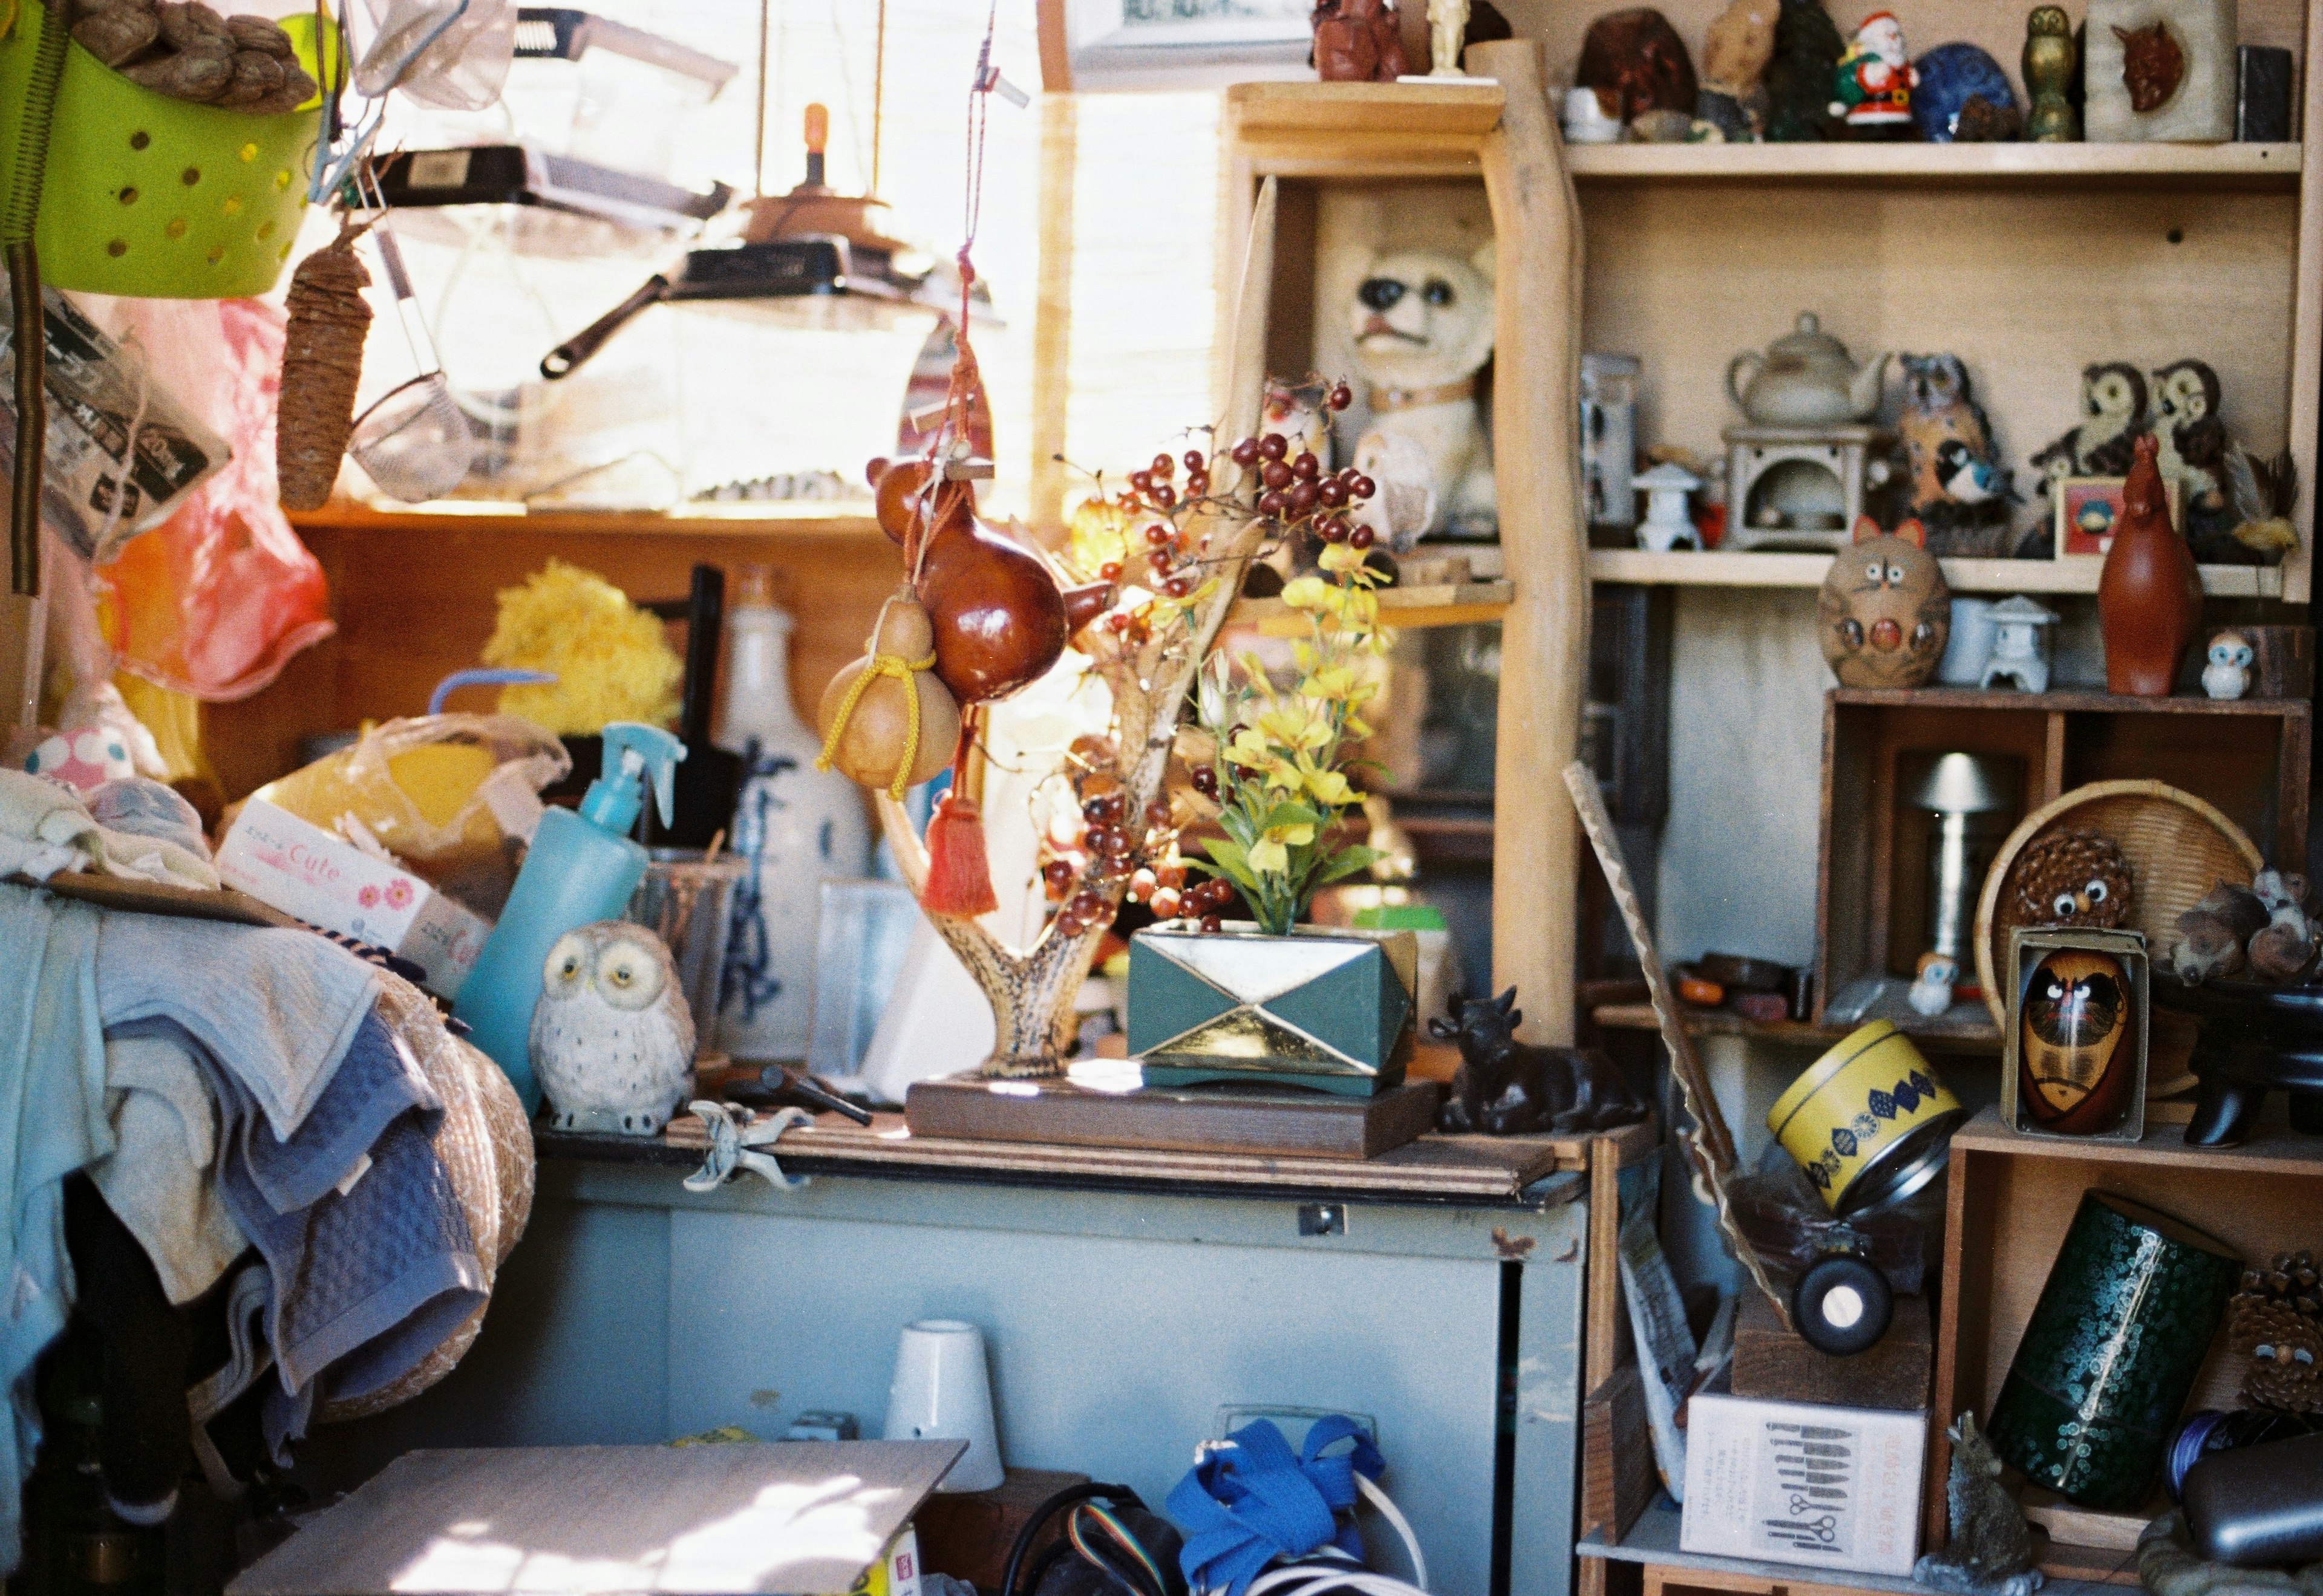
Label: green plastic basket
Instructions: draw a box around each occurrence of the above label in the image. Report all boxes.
[0,4,330,298]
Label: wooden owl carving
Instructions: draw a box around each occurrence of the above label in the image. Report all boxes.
[2008,830,2134,929]
[1817,516,1950,688]
[531,921,696,1136]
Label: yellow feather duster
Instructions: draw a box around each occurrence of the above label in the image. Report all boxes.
[483,560,682,736]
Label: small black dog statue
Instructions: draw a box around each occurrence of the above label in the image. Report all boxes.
[1429,988,1648,1135]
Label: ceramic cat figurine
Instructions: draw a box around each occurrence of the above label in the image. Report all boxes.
[1818,516,1950,688]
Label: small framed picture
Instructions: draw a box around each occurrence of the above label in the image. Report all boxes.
[2054,475,2185,560]
[2004,925,2149,1142]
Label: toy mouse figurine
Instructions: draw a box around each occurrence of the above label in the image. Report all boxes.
[1829,11,1918,138]
[1429,988,1647,1135]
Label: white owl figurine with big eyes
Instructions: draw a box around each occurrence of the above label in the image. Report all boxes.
[531,922,696,1136]
[2203,631,2255,700]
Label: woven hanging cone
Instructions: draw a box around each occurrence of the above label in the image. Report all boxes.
[2230,1248,2323,1414]
[276,223,373,512]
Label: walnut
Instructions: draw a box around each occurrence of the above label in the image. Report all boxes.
[217,49,285,105]
[241,60,316,114]
[224,13,295,56]
[122,46,232,100]
[71,4,160,65]
[2008,830,2134,928]
[154,0,229,51]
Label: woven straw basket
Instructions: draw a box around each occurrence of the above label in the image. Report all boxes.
[1975,779,2264,1027]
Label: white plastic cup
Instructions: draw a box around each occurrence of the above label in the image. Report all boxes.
[883,1320,1005,1493]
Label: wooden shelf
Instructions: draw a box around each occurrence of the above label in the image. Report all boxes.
[1226,79,1505,139]
[1592,1002,2002,1054]
[1567,140,2302,189]
[1587,549,2287,598]
[1950,1103,2323,1178]
[1832,685,2313,717]
[290,501,886,540]
[1225,579,1513,634]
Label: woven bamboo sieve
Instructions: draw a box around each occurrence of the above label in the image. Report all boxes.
[1975,779,2266,1026]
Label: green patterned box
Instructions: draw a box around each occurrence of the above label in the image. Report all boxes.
[1126,922,1416,1097]
[1987,1190,2243,1508]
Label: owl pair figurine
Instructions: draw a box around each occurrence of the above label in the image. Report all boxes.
[531,921,697,1136]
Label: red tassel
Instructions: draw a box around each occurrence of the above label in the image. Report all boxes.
[922,792,999,916]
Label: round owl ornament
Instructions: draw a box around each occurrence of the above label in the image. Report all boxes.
[530,922,696,1136]
[2017,947,2136,1134]
[2008,830,2134,930]
[1817,515,1950,688]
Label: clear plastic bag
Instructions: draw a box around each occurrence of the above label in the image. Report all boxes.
[253,712,569,918]
[356,0,515,111]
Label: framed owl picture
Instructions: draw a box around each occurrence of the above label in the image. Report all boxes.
[2054,474,2185,561]
[2004,925,2149,1142]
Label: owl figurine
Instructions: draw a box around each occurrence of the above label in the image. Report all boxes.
[1817,515,1950,688]
[2030,363,2149,489]
[2018,947,2135,1135]
[2154,359,2234,543]
[1898,353,2015,551]
[531,922,696,1136]
[2203,631,2255,700]
[2007,830,2133,930]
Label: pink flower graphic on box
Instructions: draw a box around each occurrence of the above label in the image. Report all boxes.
[384,878,414,910]
[358,884,380,909]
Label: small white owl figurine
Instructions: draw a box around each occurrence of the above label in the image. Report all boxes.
[1908,951,1957,1017]
[531,922,696,1136]
[2203,632,2255,700]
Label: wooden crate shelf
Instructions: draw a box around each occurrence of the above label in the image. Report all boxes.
[1226,578,1512,634]
[1814,689,2309,1026]
[1587,550,2287,598]
[1567,141,2301,188]
[1592,1002,2002,1054]
[1930,1109,2323,1581]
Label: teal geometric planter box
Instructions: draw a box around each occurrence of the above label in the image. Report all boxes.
[1126,922,1417,1097]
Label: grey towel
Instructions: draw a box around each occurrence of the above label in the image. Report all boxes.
[86,1029,247,1305]
[96,912,377,1140]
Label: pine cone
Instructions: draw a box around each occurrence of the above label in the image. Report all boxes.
[2230,1250,2323,1414]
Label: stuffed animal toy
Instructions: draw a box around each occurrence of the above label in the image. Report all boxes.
[1345,244,1497,536]
[1817,516,1950,688]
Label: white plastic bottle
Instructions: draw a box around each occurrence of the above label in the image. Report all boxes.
[716,567,872,1061]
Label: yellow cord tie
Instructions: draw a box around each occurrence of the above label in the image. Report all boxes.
[815,650,938,801]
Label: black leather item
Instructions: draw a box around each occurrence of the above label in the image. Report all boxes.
[2183,1430,2323,1565]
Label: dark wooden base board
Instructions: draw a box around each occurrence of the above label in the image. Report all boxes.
[1730,1285,1932,1412]
[903,1073,1445,1158]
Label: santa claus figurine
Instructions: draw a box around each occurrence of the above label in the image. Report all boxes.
[1828,11,1918,138]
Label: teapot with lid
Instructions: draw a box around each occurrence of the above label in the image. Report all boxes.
[1726,312,1891,427]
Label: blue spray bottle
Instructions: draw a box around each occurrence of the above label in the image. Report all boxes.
[454,723,686,1110]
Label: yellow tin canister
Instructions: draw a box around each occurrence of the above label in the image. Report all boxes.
[1766,1019,1966,1214]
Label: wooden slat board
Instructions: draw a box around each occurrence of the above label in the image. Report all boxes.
[229,1442,964,1596]
[903,1074,1445,1159]
[1586,550,2287,596]
[583,1107,1659,1204]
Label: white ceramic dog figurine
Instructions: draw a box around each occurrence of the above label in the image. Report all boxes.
[1346,244,1497,536]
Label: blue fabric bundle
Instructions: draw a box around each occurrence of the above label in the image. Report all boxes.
[1166,1418,1384,1596]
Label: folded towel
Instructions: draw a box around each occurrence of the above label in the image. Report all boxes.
[0,884,114,1575]
[0,770,219,890]
[96,913,377,1141]
[87,1028,249,1305]
[166,1014,485,1452]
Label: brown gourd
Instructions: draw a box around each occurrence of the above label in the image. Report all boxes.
[816,588,961,794]
[867,456,1113,706]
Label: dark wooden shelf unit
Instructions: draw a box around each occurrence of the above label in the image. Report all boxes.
[1814,688,2311,1026]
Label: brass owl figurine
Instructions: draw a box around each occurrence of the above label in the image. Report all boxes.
[2008,830,2134,929]
[2022,6,2079,140]
[1817,516,1950,688]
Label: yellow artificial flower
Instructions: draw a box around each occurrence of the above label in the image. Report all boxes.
[1297,754,1358,807]
[1249,819,1316,875]
[1256,699,1332,752]
[1225,728,1302,791]
[1280,576,1331,612]
[1317,542,1368,576]
[1301,663,1362,702]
